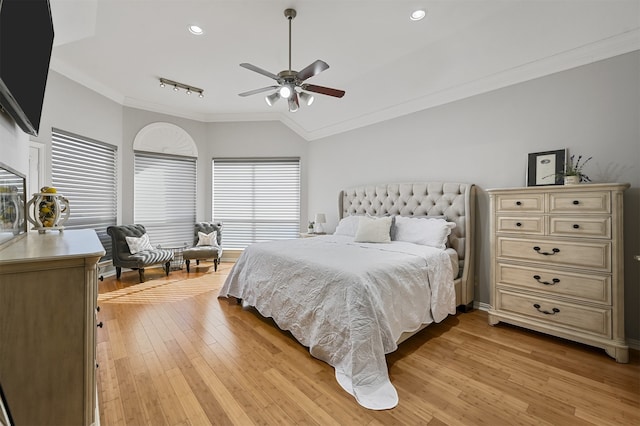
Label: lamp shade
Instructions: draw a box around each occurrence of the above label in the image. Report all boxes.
[265,92,280,106]
[314,213,326,233]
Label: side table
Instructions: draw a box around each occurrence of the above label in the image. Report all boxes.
[300,232,326,238]
[159,244,188,270]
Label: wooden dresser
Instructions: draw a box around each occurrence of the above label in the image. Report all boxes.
[0,229,105,425]
[487,183,629,362]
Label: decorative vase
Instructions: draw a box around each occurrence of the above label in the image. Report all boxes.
[26,188,70,233]
[564,175,580,185]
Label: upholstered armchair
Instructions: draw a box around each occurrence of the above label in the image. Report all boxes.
[182,222,223,272]
[106,224,173,283]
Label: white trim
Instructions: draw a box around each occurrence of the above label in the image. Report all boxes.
[133,122,198,157]
[52,30,639,142]
[28,140,46,196]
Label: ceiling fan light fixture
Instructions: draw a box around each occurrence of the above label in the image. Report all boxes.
[299,91,314,106]
[265,92,280,106]
[288,97,299,113]
[279,85,292,99]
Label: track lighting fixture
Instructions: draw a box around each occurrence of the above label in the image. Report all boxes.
[159,78,204,98]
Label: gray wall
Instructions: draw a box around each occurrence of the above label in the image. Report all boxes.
[307,51,640,343]
[1,52,637,344]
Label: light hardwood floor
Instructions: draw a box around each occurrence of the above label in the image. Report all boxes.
[97,262,639,425]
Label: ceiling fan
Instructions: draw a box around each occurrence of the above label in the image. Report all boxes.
[238,8,345,112]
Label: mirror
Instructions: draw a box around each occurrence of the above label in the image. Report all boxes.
[0,162,27,249]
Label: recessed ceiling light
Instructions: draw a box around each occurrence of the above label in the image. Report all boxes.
[410,9,426,21]
[188,25,203,35]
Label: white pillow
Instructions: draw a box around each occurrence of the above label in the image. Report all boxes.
[125,233,154,254]
[354,215,392,243]
[393,216,456,249]
[334,215,362,237]
[197,231,219,247]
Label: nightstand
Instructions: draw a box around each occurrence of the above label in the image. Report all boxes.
[300,232,326,238]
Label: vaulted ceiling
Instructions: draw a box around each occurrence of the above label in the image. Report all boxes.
[49,0,640,140]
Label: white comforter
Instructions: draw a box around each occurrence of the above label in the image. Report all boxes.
[218,235,456,410]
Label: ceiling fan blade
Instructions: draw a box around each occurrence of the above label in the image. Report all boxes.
[240,63,280,81]
[238,86,279,97]
[302,84,345,98]
[296,60,329,82]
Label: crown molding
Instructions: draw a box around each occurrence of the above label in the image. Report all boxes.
[51,29,639,142]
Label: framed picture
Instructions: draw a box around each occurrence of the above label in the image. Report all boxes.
[527,149,566,186]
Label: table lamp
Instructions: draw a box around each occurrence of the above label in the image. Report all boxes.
[314,213,326,234]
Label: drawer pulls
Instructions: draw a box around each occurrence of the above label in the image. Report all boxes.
[516,222,522,227]
[573,224,580,229]
[516,201,522,206]
[533,303,560,315]
[572,200,580,205]
[533,275,560,285]
[533,246,560,255]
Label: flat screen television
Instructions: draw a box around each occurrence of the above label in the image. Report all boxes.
[0,0,54,136]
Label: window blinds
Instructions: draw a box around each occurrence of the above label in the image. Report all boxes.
[134,152,196,247]
[51,128,117,261]
[212,158,300,249]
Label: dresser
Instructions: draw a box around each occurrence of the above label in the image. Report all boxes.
[0,229,105,425]
[487,183,629,363]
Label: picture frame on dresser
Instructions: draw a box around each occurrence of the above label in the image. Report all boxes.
[527,149,566,187]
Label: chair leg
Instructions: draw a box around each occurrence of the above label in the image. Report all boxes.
[185,259,190,273]
[139,268,145,283]
[214,259,218,272]
[116,267,122,279]
[165,262,171,276]
[196,259,200,265]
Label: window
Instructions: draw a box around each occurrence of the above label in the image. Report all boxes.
[134,152,196,247]
[51,129,117,260]
[212,158,300,249]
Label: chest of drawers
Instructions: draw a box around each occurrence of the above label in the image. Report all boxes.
[487,183,629,362]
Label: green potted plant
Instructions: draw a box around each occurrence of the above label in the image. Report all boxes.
[562,154,592,184]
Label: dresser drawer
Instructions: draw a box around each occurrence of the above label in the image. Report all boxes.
[496,237,611,271]
[496,216,544,234]
[496,263,611,304]
[496,289,611,337]
[549,216,611,239]
[494,194,544,213]
[549,191,610,214]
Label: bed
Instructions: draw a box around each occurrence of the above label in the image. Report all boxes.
[218,182,475,410]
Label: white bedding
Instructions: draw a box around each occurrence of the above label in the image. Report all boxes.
[218,234,456,410]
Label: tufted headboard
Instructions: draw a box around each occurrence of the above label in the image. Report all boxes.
[338,182,475,308]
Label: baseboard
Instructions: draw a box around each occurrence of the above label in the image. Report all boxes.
[475,301,491,311]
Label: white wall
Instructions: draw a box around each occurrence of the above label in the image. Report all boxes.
[36,72,124,189]
[307,51,640,342]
